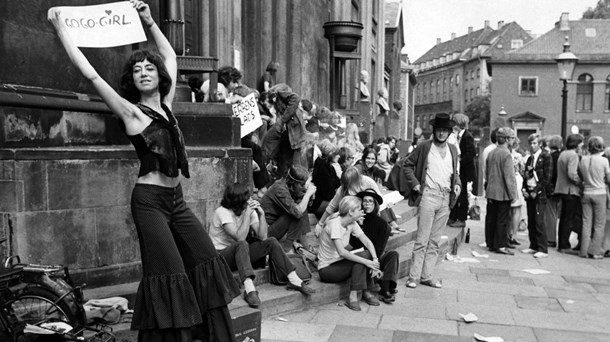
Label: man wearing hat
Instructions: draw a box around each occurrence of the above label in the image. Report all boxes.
[485,127,518,255]
[350,188,400,303]
[403,113,461,289]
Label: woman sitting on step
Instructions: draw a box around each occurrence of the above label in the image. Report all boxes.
[316,196,381,311]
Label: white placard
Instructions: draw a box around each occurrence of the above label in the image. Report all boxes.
[52,1,146,48]
[232,93,263,138]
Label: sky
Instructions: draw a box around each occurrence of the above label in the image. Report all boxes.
[402,0,600,62]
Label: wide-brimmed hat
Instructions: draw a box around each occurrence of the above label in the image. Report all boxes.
[429,113,456,129]
[355,188,383,205]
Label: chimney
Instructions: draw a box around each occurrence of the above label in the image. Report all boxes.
[559,12,570,31]
[484,20,490,28]
[436,38,441,45]
[451,32,456,40]
[497,20,504,30]
[468,26,473,34]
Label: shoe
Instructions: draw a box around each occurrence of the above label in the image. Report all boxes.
[533,252,548,258]
[558,248,578,255]
[521,248,536,254]
[362,293,380,306]
[506,243,516,249]
[420,279,442,288]
[344,300,361,311]
[496,247,514,255]
[405,278,417,288]
[604,251,610,258]
[510,238,521,246]
[379,291,396,304]
[244,291,261,308]
[447,219,456,226]
[572,244,581,251]
[390,287,398,295]
[287,282,316,295]
[589,254,604,260]
[449,220,466,228]
[548,241,557,248]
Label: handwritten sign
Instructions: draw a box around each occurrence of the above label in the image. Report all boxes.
[232,93,263,138]
[52,1,146,48]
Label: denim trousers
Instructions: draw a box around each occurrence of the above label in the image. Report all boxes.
[219,238,295,283]
[319,251,374,291]
[484,199,511,250]
[409,187,450,281]
[581,194,606,256]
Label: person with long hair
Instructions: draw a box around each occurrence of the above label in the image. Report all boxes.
[210,183,315,308]
[508,132,525,246]
[257,61,279,93]
[578,136,610,259]
[260,166,317,250]
[316,196,380,311]
[542,135,563,248]
[354,147,386,183]
[350,189,400,304]
[48,2,240,341]
[341,123,364,161]
[310,139,340,217]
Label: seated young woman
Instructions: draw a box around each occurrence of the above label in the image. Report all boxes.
[350,189,399,303]
[354,146,386,183]
[316,196,381,311]
[210,183,315,309]
[310,139,341,217]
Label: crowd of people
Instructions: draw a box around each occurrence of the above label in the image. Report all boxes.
[484,127,610,259]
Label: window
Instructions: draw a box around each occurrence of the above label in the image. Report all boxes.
[449,77,454,96]
[443,78,447,100]
[476,68,480,78]
[455,74,460,86]
[436,80,440,102]
[470,88,474,100]
[429,81,434,102]
[423,82,427,103]
[576,73,593,112]
[464,89,468,103]
[519,76,538,96]
[605,75,610,111]
[511,39,523,49]
[471,71,475,80]
[476,87,480,96]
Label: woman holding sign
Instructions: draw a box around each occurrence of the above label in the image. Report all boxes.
[48,1,240,341]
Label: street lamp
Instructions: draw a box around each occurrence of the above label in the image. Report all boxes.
[555,36,578,137]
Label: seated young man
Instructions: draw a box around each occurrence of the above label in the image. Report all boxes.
[210,183,315,308]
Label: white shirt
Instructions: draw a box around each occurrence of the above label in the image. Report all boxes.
[209,207,258,250]
[425,143,453,191]
[317,215,364,270]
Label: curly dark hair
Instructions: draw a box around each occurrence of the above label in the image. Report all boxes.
[218,66,243,87]
[221,183,251,216]
[119,50,172,104]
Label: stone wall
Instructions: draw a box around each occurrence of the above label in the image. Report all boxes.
[0,146,252,287]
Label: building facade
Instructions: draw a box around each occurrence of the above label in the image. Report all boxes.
[490,13,610,146]
[412,20,532,137]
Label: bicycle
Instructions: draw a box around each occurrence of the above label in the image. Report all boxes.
[0,237,115,341]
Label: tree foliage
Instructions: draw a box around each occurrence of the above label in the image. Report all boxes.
[583,0,610,19]
[465,95,490,130]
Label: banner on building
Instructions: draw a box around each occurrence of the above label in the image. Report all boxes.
[232,93,263,138]
[51,1,146,48]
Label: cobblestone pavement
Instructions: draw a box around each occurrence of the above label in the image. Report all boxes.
[262,200,610,342]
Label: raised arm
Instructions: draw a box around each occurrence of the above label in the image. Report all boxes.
[132,0,177,106]
[47,8,138,125]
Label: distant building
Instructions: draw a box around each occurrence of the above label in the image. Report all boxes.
[490,13,610,146]
[412,20,532,136]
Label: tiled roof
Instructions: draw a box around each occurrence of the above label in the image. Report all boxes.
[384,0,401,28]
[414,27,493,64]
[502,19,610,61]
[483,22,534,59]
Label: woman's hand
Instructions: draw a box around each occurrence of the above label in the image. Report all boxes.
[131,0,153,26]
[47,8,65,32]
[365,259,380,271]
[314,222,323,238]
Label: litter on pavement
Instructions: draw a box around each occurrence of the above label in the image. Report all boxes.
[474,333,504,342]
[521,269,550,275]
[460,312,479,323]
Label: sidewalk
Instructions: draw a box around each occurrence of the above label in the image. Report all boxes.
[261,200,610,342]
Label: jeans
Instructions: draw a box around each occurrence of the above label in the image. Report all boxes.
[526,197,548,253]
[379,251,399,292]
[318,251,374,291]
[219,238,296,283]
[485,199,511,250]
[558,194,582,250]
[581,194,606,256]
[544,196,560,244]
[267,213,311,242]
[409,187,450,281]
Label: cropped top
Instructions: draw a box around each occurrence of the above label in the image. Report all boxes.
[122,103,190,178]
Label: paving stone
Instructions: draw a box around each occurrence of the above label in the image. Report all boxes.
[310,309,381,329]
[533,328,610,342]
[591,284,610,294]
[477,274,536,286]
[457,290,517,307]
[391,331,471,342]
[470,266,511,276]
[261,321,335,342]
[268,309,318,323]
[446,302,515,325]
[379,315,458,335]
[563,275,610,286]
[558,298,610,315]
[328,325,394,342]
[544,288,599,302]
[399,284,458,302]
[594,293,610,303]
[368,297,447,319]
[442,277,548,297]
[529,275,596,292]
[511,308,607,333]
[513,295,563,312]
[457,322,537,342]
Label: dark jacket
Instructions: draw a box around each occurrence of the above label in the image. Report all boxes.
[459,129,477,183]
[275,91,306,150]
[311,157,340,211]
[547,150,560,196]
[523,150,553,202]
[402,140,461,208]
[349,212,390,257]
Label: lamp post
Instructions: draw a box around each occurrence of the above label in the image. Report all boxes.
[555,36,578,138]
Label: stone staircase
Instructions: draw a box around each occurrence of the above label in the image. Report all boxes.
[83,199,466,335]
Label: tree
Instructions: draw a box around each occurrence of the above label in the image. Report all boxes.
[464,95,490,132]
[583,0,610,19]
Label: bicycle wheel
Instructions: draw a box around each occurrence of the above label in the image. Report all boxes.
[8,287,76,326]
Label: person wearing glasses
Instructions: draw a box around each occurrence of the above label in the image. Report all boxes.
[402,113,461,289]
